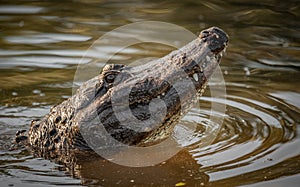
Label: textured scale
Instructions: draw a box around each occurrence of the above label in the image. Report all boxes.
[14,27,228,160]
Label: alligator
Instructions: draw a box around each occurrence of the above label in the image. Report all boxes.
[14,27,228,158]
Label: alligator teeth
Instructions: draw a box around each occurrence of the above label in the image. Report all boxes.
[193,73,199,82]
[206,55,210,62]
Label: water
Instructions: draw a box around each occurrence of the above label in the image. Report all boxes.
[0,0,299,186]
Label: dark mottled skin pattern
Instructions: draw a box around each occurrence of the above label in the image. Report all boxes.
[14,27,228,159]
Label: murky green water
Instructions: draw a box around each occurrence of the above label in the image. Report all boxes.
[0,0,299,186]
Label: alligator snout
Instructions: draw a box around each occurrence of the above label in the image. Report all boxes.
[200,27,228,54]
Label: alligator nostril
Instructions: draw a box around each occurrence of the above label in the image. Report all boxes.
[211,27,228,41]
[199,30,210,39]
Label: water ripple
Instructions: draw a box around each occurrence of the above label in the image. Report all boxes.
[5,33,91,44]
[0,5,45,14]
[184,91,299,182]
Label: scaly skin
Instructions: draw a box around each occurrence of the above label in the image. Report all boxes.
[15,27,228,157]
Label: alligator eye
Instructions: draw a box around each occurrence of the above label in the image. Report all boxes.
[106,74,115,83]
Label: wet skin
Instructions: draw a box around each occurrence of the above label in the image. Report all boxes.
[15,27,228,158]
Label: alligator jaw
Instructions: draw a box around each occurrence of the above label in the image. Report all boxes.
[26,27,228,152]
[132,27,228,145]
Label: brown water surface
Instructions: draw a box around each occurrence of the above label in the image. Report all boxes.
[0,0,299,186]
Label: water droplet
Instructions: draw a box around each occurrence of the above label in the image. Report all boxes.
[32,89,41,94]
[243,67,250,76]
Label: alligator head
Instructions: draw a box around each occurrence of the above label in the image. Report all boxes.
[26,27,228,153]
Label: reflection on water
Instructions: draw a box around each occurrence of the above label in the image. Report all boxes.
[0,0,299,186]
